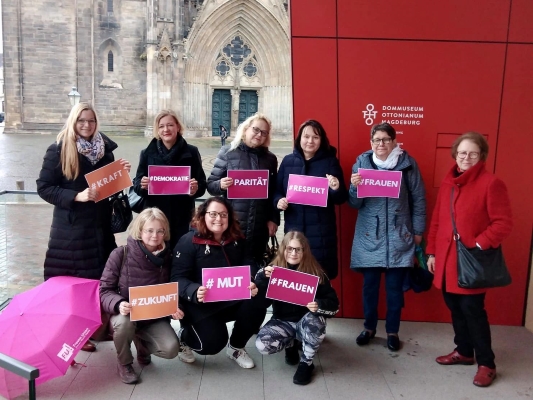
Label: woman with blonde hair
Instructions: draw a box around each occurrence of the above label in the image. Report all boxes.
[37,102,131,352]
[207,113,279,265]
[255,231,339,385]
[100,208,190,385]
[132,109,206,249]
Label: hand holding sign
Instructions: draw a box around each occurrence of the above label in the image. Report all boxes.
[202,266,252,302]
[356,168,403,198]
[266,267,319,306]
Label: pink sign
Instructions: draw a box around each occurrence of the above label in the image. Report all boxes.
[202,266,251,303]
[286,174,329,207]
[148,165,191,195]
[266,267,319,306]
[227,170,269,199]
[357,168,402,198]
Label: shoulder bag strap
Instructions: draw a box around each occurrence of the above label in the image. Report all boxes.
[449,187,460,240]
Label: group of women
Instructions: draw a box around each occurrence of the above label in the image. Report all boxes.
[37,102,512,388]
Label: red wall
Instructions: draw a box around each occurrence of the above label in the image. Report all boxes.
[290,0,533,325]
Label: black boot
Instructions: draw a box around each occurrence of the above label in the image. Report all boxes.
[285,345,299,365]
[293,362,314,385]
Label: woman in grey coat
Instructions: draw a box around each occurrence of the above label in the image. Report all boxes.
[349,123,426,351]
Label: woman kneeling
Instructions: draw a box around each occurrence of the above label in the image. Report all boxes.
[255,231,339,385]
[100,208,188,384]
[171,197,267,368]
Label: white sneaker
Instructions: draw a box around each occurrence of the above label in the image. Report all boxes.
[226,344,255,369]
[177,328,195,364]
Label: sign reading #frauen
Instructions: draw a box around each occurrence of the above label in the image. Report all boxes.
[357,168,402,198]
[84,160,133,202]
[129,282,179,322]
[148,165,191,195]
[202,266,252,303]
[227,169,269,199]
[266,267,319,307]
[286,174,329,207]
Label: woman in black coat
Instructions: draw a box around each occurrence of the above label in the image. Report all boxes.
[274,120,348,279]
[171,197,267,369]
[37,102,131,351]
[207,113,279,264]
[133,109,206,250]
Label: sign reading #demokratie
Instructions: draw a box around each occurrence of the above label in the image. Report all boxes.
[148,165,191,195]
[84,159,133,202]
[202,266,251,303]
[266,267,319,306]
[227,169,269,199]
[286,174,329,207]
[356,168,402,198]
[129,282,179,322]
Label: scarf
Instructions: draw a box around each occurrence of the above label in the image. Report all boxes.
[156,136,185,165]
[76,131,105,165]
[373,144,403,170]
[137,241,168,267]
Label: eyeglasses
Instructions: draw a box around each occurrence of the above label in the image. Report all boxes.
[206,211,229,219]
[251,126,269,137]
[456,151,480,159]
[142,229,165,236]
[371,138,392,145]
[77,119,97,125]
[285,246,303,254]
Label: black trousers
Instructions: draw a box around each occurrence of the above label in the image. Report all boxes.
[181,298,267,355]
[442,286,495,368]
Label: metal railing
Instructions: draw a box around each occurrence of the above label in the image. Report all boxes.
[0,353,39,400]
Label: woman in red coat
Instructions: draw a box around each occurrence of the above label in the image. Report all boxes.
[426,132,512,388]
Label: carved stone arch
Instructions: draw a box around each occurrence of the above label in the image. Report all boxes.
[98,38,123,89]
[181,0,292,136]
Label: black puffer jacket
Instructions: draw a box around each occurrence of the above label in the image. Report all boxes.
[255,265,339,322]
[37,134,118,280]
[133,137,206,249]
[171,231,260,324]
[100,236,171,314]
[274,147,348,279]
[206,143,280,260]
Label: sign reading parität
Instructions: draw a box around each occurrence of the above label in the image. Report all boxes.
[227,170,269,199]
[84,160,133,202]
[148,165,191,195]
[202,266,251,302]
[129,282,179,322]
[356,168,402,198]
[266,267,319,306]
[286,174,329,207]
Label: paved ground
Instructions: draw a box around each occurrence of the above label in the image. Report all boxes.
[2,132,533,400]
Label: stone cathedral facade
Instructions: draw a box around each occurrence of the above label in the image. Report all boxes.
[2,0,292,137]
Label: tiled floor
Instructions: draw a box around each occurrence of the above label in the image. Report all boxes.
[7,318,533,400]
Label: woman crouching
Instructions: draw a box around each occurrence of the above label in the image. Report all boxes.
[100,208,190,384]
[255,231,339,385]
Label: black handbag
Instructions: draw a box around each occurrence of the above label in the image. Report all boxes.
[450,188,511,289]
[110,190,133,233]
[261,236,279,267]
[128,186,146,214]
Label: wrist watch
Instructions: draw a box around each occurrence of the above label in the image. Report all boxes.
[427,254,435,259]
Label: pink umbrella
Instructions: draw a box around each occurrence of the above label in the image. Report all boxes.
[0,276,102,399]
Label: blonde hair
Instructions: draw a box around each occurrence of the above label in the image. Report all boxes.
[127,207,171,242]
[56,102,100,180]
[229,112,272,151]
[153,109,185,140]
[270,231,326,283]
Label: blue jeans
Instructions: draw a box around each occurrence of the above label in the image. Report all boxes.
[361,267,408,334]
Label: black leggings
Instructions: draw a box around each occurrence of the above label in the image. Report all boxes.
[181,299,267,355]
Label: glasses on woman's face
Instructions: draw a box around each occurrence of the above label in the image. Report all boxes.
[456,151,480,159]
[285,246,303,254]
[251,126,269,137]
[371,137,392,145]
[206,211,229,219]
[77,119,97,126]
[142,229,165,236]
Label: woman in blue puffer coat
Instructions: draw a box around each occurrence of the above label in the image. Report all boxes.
[274,120,348,279]
[349,123,426,351]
